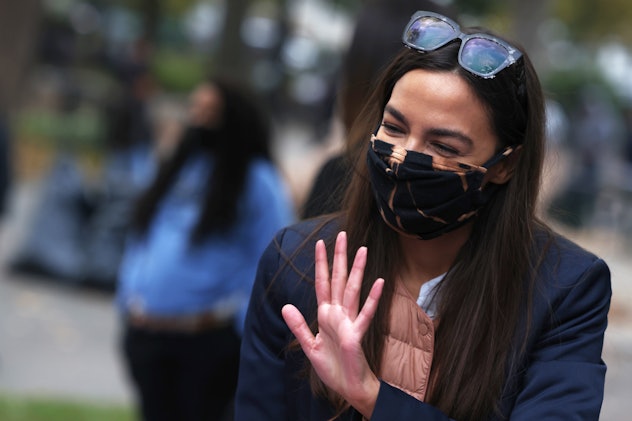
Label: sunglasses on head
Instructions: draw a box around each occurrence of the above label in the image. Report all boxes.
[402,11,523,79]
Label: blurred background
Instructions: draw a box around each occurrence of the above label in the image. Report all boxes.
[0,0,631,419]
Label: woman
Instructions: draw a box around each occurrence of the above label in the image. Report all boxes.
[116,77,294,421]
[301,0,456,219]
[235,11,611,420]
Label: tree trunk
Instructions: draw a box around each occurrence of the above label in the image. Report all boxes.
[0,0,43,111]
[506,0,550,72]
[215,0,251,81]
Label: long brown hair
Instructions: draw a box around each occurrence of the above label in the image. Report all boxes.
[310,32,549,419]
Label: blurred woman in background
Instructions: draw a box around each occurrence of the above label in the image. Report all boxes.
[116,77,295,421]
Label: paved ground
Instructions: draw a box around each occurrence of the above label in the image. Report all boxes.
[0,135,631,418]
[0,183,133,405]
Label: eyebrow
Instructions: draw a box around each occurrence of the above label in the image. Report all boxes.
[383,104,474,147]
[384,105,409,126]
[428,128,474,148]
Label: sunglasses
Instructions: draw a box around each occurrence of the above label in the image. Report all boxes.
[402,11,523,79]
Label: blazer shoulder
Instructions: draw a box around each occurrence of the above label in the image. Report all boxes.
[275,216,341,252]
[261,216,341,290]
[536,229,611,292]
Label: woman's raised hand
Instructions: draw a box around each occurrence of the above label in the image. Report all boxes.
[281,231,384,418]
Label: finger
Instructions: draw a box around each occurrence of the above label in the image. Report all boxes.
[282,304,316,356]
[330,231,348,305]
[342,246,367,316]
[314,239,331,307]
[354,278,385,335]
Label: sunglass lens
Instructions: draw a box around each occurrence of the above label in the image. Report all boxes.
[405,16,457,50]
[460,38,509,77]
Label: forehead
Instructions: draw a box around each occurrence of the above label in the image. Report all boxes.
[387,69,497,145]
[189,83,224,126]
[191,83,221,105]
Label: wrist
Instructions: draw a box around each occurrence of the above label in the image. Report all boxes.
[348,375,380,419]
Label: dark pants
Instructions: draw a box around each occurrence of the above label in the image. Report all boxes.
[122,324,241,421]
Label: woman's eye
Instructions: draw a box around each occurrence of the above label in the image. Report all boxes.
[432,142,459,156]
[381,123,403,134]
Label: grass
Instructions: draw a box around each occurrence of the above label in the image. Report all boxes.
[0,394,135,421]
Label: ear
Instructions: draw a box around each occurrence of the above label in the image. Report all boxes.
[484,145,522,185]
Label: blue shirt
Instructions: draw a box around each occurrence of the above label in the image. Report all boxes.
[116,156,295,335]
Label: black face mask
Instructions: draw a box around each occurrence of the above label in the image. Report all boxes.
[181,125,224,152]
[366,136,514,240]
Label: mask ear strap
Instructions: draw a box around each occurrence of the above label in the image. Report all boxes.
[484,145,522,185]
[484,145,515,169]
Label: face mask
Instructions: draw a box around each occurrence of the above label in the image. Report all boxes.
[366,136,514,240]
[182,126,224,152]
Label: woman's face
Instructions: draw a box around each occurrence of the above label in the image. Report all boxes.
[376,69,499,166]
[188,83,223,128]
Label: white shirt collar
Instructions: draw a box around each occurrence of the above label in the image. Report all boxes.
[416,273,445,319]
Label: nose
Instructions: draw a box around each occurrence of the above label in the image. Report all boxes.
[403,136,425,154]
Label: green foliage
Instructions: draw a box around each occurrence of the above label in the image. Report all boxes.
[0,394,134,421]
[543,68,619,111]
[15,106,106,152]
[152,49,212,93]
[553,0,632,43]
[121,0,193,15]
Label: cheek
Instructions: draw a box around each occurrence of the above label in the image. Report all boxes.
[375,128,398,145]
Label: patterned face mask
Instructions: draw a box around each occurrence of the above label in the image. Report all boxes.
[366,136,514,240]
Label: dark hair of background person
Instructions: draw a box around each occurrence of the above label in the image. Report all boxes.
[300,0,456,219]
[130,77,272,244]
[304,35,546,420]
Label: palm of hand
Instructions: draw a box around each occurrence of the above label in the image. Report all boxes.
[281,231,384,407]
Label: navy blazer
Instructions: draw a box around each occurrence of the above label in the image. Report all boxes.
[235,218,611,420]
